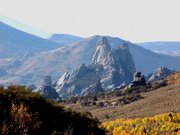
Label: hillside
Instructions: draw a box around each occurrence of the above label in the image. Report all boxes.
[63,83,180,122]
[0,22,61,58]
[90,84,180,121]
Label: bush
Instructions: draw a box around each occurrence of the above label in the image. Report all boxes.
[0,85,105,135]
[101,112,180,135]
[1,103,41,135]
[165,72,180,85]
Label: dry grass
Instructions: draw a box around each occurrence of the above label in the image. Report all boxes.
[88,84,180,121]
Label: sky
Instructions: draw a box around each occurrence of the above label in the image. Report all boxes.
[0,0,180,42]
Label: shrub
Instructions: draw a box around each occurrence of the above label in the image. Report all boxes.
[1,103,41,135]
[165,72,180,85]
[101,112,180,135]
[0,85,105,135]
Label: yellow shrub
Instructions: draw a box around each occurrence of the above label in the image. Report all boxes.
[166,72,180,85]
[101,112,180,135]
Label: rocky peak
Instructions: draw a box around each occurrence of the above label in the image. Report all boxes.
[55,72,70,93]
[148,67,172,82]
[41,75,52,87]
[55,37,136,98]
[35,75,59,100]
[35,75,52,93]
[92,37,113,66]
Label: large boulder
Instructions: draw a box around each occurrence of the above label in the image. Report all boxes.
[129,72,146,87]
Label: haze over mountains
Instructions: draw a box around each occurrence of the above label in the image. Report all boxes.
[137,42,180,56]
[49,34,83,44]
[0,22,61,58]
[0,21,180,88]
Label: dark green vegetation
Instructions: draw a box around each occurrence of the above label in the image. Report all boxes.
[0,85,105,135]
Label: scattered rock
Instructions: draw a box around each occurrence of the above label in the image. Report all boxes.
[117,94,143,105]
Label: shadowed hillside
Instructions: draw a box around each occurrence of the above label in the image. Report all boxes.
[0,85,105,135]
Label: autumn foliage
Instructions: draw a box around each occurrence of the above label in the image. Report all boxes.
[165,72,180,85]
[0,85,105,135]
[1,103,41,135]
[101,113,180,135]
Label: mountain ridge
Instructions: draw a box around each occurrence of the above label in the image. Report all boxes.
[137,41,180,56]
[0,22,62,58]
[0,32,180,86]
[55,37,136,97]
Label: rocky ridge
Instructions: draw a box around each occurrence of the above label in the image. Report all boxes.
[55,37,136,98]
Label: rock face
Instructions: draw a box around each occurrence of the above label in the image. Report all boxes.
[129,72,146,87]
[81,80,104,96]
[35,75,59,99]
[55,37,136,98]
[148,67,172,82]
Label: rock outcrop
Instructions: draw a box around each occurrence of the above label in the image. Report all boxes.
[129,72,146,87]
[55,37,136,98]
[35,75,59,100]
[148,67,172,82]
[81,80,104,96]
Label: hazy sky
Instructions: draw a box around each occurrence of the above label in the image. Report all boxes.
[0,0,180,42]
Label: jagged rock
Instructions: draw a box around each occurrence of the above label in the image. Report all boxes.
[148,67,172,82]
[55,37,136,98]
[39,86,59,100]
[92,37,112,66]
[81,80,104,96]
[146,73,153,81]
[56,64,99,97]
[55,72,70,93]
[129,72,146,87]
[35,75,59,100]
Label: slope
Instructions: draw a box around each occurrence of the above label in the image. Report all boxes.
[0,22,61,58]
[90,84,180,121]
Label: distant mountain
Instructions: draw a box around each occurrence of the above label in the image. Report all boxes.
[137,42,180,56]
[49,34,83,45]
[55,37,136,98]
[0,22,62,58]
[0,35,180,86]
